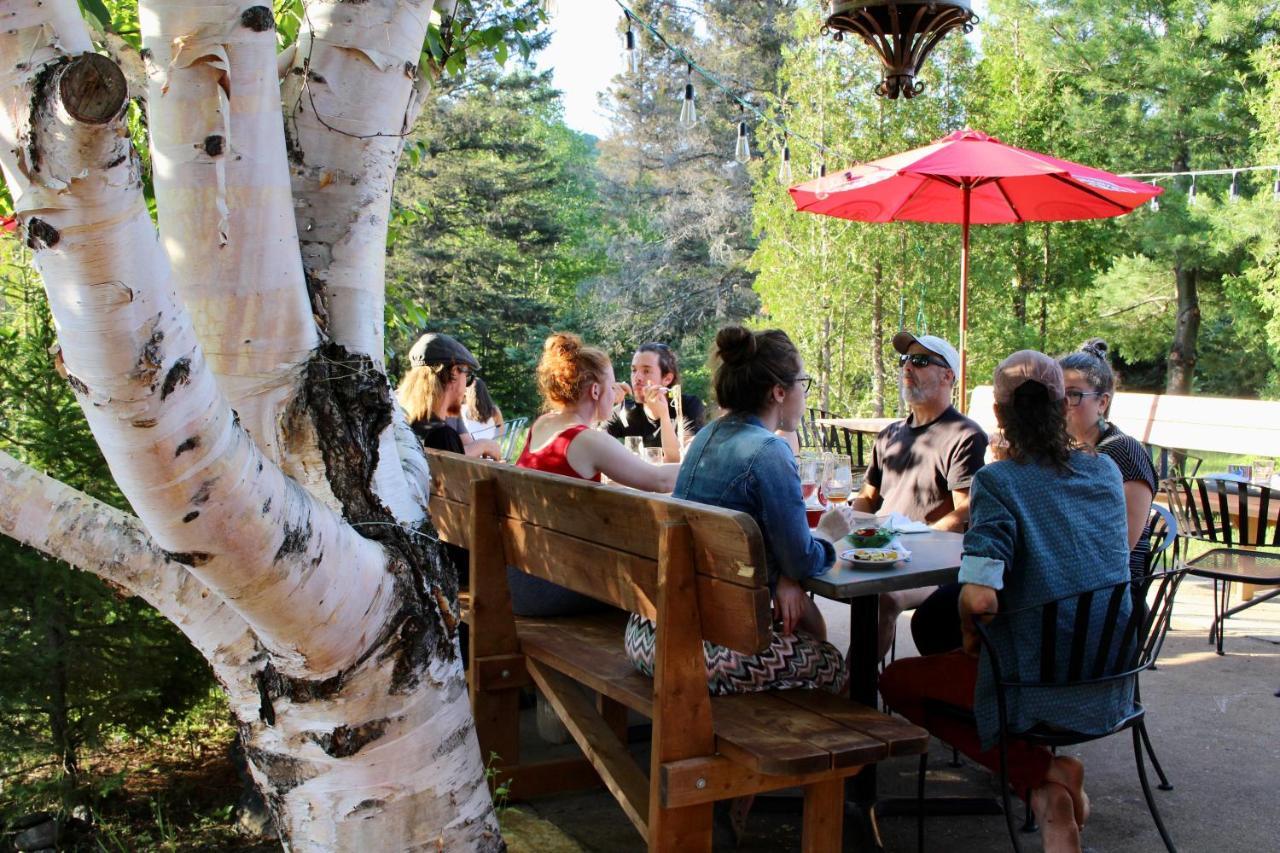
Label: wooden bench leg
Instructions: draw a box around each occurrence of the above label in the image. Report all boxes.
[802,777,845,853]
[648,803,713,853]
[599,694,629,744]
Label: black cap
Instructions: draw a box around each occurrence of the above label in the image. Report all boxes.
[407,333,479,370]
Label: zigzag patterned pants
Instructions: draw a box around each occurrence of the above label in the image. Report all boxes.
[623,614,849,695]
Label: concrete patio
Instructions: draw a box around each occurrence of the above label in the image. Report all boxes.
[503,575,1279,852]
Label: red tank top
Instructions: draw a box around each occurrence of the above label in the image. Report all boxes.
[515,423,600,482]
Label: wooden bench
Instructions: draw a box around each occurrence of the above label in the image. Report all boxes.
[425,449,928,851]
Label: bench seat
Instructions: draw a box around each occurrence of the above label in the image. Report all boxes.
[517,610,927,777]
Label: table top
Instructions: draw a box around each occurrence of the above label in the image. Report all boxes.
[814,416,899,435]
[803,529,964,599]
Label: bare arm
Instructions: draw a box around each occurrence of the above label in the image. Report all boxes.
[931,488,972,533]
[1122,480,1154,550]
[851,481,880,514]
[569,430,679,493]
[959,583,999,657]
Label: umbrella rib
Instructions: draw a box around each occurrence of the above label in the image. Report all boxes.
[993,180,1024,220]
[1045,172,1133,214]
[889,174,946,219]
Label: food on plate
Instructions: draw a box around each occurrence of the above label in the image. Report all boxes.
[847,526,892,548]
[846,548,902,563]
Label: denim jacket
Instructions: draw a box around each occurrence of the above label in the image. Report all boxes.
[675,414,836,588]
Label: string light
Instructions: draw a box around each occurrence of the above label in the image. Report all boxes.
[734,105,751,163]
[1229,171,1239,202]
[678,63,697,129]
[1274,168,1279,201]
[779,137,793,184]
[622,13,639,74]
[613,0,851,169]
[1188,176,1197,206]
[1149,182,1159,212]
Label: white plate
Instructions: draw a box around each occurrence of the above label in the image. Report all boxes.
[839,547,905,566]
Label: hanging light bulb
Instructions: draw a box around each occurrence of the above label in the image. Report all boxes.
[1229,171,1240,202]
[1149,182,1159,212]
[778,138,792,185]
[734,106,751,163]
[1188,175,1197,206]
[1273,168,1279,201]
[678,64,697,129]
[622,15,639,74]
[816,162,829,200]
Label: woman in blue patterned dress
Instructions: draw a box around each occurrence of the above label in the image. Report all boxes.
[1060,339,1158,578]
[880,351,1132,853]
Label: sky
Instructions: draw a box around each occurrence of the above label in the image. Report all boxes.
[535,0,991,140]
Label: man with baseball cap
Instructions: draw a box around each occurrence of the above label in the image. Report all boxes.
[852,330,988,657]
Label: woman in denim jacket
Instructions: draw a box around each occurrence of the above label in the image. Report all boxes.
[624,326,855,695]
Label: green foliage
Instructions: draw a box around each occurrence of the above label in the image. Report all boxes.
[386,64,611,417]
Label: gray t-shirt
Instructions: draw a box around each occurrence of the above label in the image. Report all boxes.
[866,406,987,524]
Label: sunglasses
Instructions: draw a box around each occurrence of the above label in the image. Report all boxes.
[452,364,476,387]
[899,353,949,370]
[1064,389,1104,406]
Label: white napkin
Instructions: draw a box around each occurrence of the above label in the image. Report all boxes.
[876,512,932,534]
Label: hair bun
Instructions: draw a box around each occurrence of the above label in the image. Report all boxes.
[715,325,757,365]
[1080,338,1109,361]
[545,332,582,358]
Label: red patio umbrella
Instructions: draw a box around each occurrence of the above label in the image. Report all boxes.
[789,128,1161,410]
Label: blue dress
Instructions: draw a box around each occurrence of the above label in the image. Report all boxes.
[958,450,1134,747]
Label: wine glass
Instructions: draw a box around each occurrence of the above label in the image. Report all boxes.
[798,457,821,503]
[823,454,853,505]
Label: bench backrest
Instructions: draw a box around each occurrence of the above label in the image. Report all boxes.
[969,385,1280,457]
[426,450,773,654]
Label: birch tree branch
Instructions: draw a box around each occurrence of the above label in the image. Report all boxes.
[283,0,435,364]
[139,0,319,465]
[0,450,261,716]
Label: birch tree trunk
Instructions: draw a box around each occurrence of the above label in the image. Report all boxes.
[0,0,501,848]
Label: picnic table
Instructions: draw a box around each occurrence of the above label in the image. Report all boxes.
[804,530,964,814]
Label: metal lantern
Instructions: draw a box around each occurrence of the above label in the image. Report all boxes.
[824,0,978,99]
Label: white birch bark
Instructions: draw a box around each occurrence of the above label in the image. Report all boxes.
[139,0,319,465]
[283,0,434,365]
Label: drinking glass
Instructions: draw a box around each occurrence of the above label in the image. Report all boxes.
[798,457,821,502]
[824,454,853,504]
[624,436,645,456]
[643,447,666,465]
[1252,459,1275,487]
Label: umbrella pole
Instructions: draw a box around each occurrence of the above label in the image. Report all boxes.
[958,184,970,413]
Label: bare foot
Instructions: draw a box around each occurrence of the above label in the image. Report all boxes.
[1046,755,1090,830]
[1031,781,1082,853]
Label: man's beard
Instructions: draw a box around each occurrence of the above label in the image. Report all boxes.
[904,383,931,404]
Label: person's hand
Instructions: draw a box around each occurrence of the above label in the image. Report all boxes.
[773,575,808,636]
[613,380,633,401]
[640,383,669,421]
[815,504,855,542]
[469,439,502,461]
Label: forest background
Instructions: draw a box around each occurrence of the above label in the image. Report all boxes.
[1,0,1277,846]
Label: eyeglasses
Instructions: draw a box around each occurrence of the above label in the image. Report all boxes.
[453,364,477,387]
[1064,389,1104,406]
[899,353,949,370]
[794,374,814,393]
